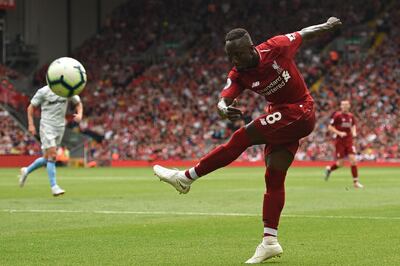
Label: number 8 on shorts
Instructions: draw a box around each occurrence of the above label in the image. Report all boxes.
[260,112,282,125]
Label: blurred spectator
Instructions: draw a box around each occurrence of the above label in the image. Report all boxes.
[0,108,41,155]
[56,145,70,166]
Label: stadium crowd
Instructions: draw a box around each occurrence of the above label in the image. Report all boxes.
[300,3,399,162]
[0,107,41,155]
[2,0,398,162]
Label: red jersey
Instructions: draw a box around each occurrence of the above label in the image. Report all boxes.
[330,111,356,142]
[221,32,313,105]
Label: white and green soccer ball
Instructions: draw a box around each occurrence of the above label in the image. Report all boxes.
[46,57,87,97]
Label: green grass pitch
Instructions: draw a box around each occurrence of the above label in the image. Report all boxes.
[1,166,399,265]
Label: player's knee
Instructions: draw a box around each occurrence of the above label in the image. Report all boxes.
[336,160,343,167]
[265,166,286,191]
[46,148,57,161]
[266,149,294,171]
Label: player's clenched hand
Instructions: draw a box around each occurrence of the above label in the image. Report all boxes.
[338,131,347,137]
[326,17,342,28]
[73,113,82,123]
[225,106,243,122]
[217,98,243,121]
[28,124,36,135]
[218,105,243,121]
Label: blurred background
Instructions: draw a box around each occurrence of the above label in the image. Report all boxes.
[0,0,398,166]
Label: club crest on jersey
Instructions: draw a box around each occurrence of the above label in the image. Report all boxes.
[272,60,283,74]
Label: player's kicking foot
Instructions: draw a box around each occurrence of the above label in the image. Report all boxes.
[153,165,191,194]
[353,181,364,189]
[245,236,283,264]
[324,166,331,181]
[19,167,29,187]
[51,185,65,196]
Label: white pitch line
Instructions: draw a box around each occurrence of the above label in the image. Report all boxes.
[1,209,400,221]
[282,214,400,220]
[1,209,258,217]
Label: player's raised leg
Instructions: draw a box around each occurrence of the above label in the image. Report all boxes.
[154,127,253,193]
[245,148,293,264]
[349,154,363,188]
[19,157,48,187]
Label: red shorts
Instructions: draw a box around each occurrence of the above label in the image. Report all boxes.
[335,140,356,159]
[250,101,316,157]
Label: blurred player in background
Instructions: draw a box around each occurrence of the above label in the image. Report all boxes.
[154,17,342,263]
[325,100,363,188]
[18,86,83,196]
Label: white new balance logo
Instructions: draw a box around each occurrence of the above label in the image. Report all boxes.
[285,33,296,42]
[252,81,260,88]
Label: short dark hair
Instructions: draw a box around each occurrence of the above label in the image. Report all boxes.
[225,28,249,42]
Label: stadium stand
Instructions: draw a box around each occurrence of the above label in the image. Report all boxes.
[2,0,398,163]
[0,106,41,155]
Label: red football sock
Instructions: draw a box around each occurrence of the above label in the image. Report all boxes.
[192,127,252,177]
[263,167,286,237]
[330,163,339,171]
[351,165,358,180]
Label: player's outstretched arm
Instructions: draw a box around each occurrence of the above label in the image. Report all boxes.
[217,97,243,122]
[73,102,83,123]
[299,17,342,41]
[27,104,36,135]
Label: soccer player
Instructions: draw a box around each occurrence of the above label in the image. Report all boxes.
[153,17,342,263]
[18,85,83,196]
[325,100,363,188]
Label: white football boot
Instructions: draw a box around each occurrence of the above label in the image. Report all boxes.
[245,236,283,264]
[353,181,364,189]
[19,167,29,187]
[324,166,331,181]
[51,185,65,196]
[153,165,191,194]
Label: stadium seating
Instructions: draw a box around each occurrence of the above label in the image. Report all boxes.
[0,106,41,155]
[3,0,398,162]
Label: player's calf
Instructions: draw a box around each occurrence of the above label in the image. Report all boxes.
[350,165,364,188]
[19,157,48,187]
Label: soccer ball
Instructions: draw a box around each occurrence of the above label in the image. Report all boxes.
[46,57,87,97]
